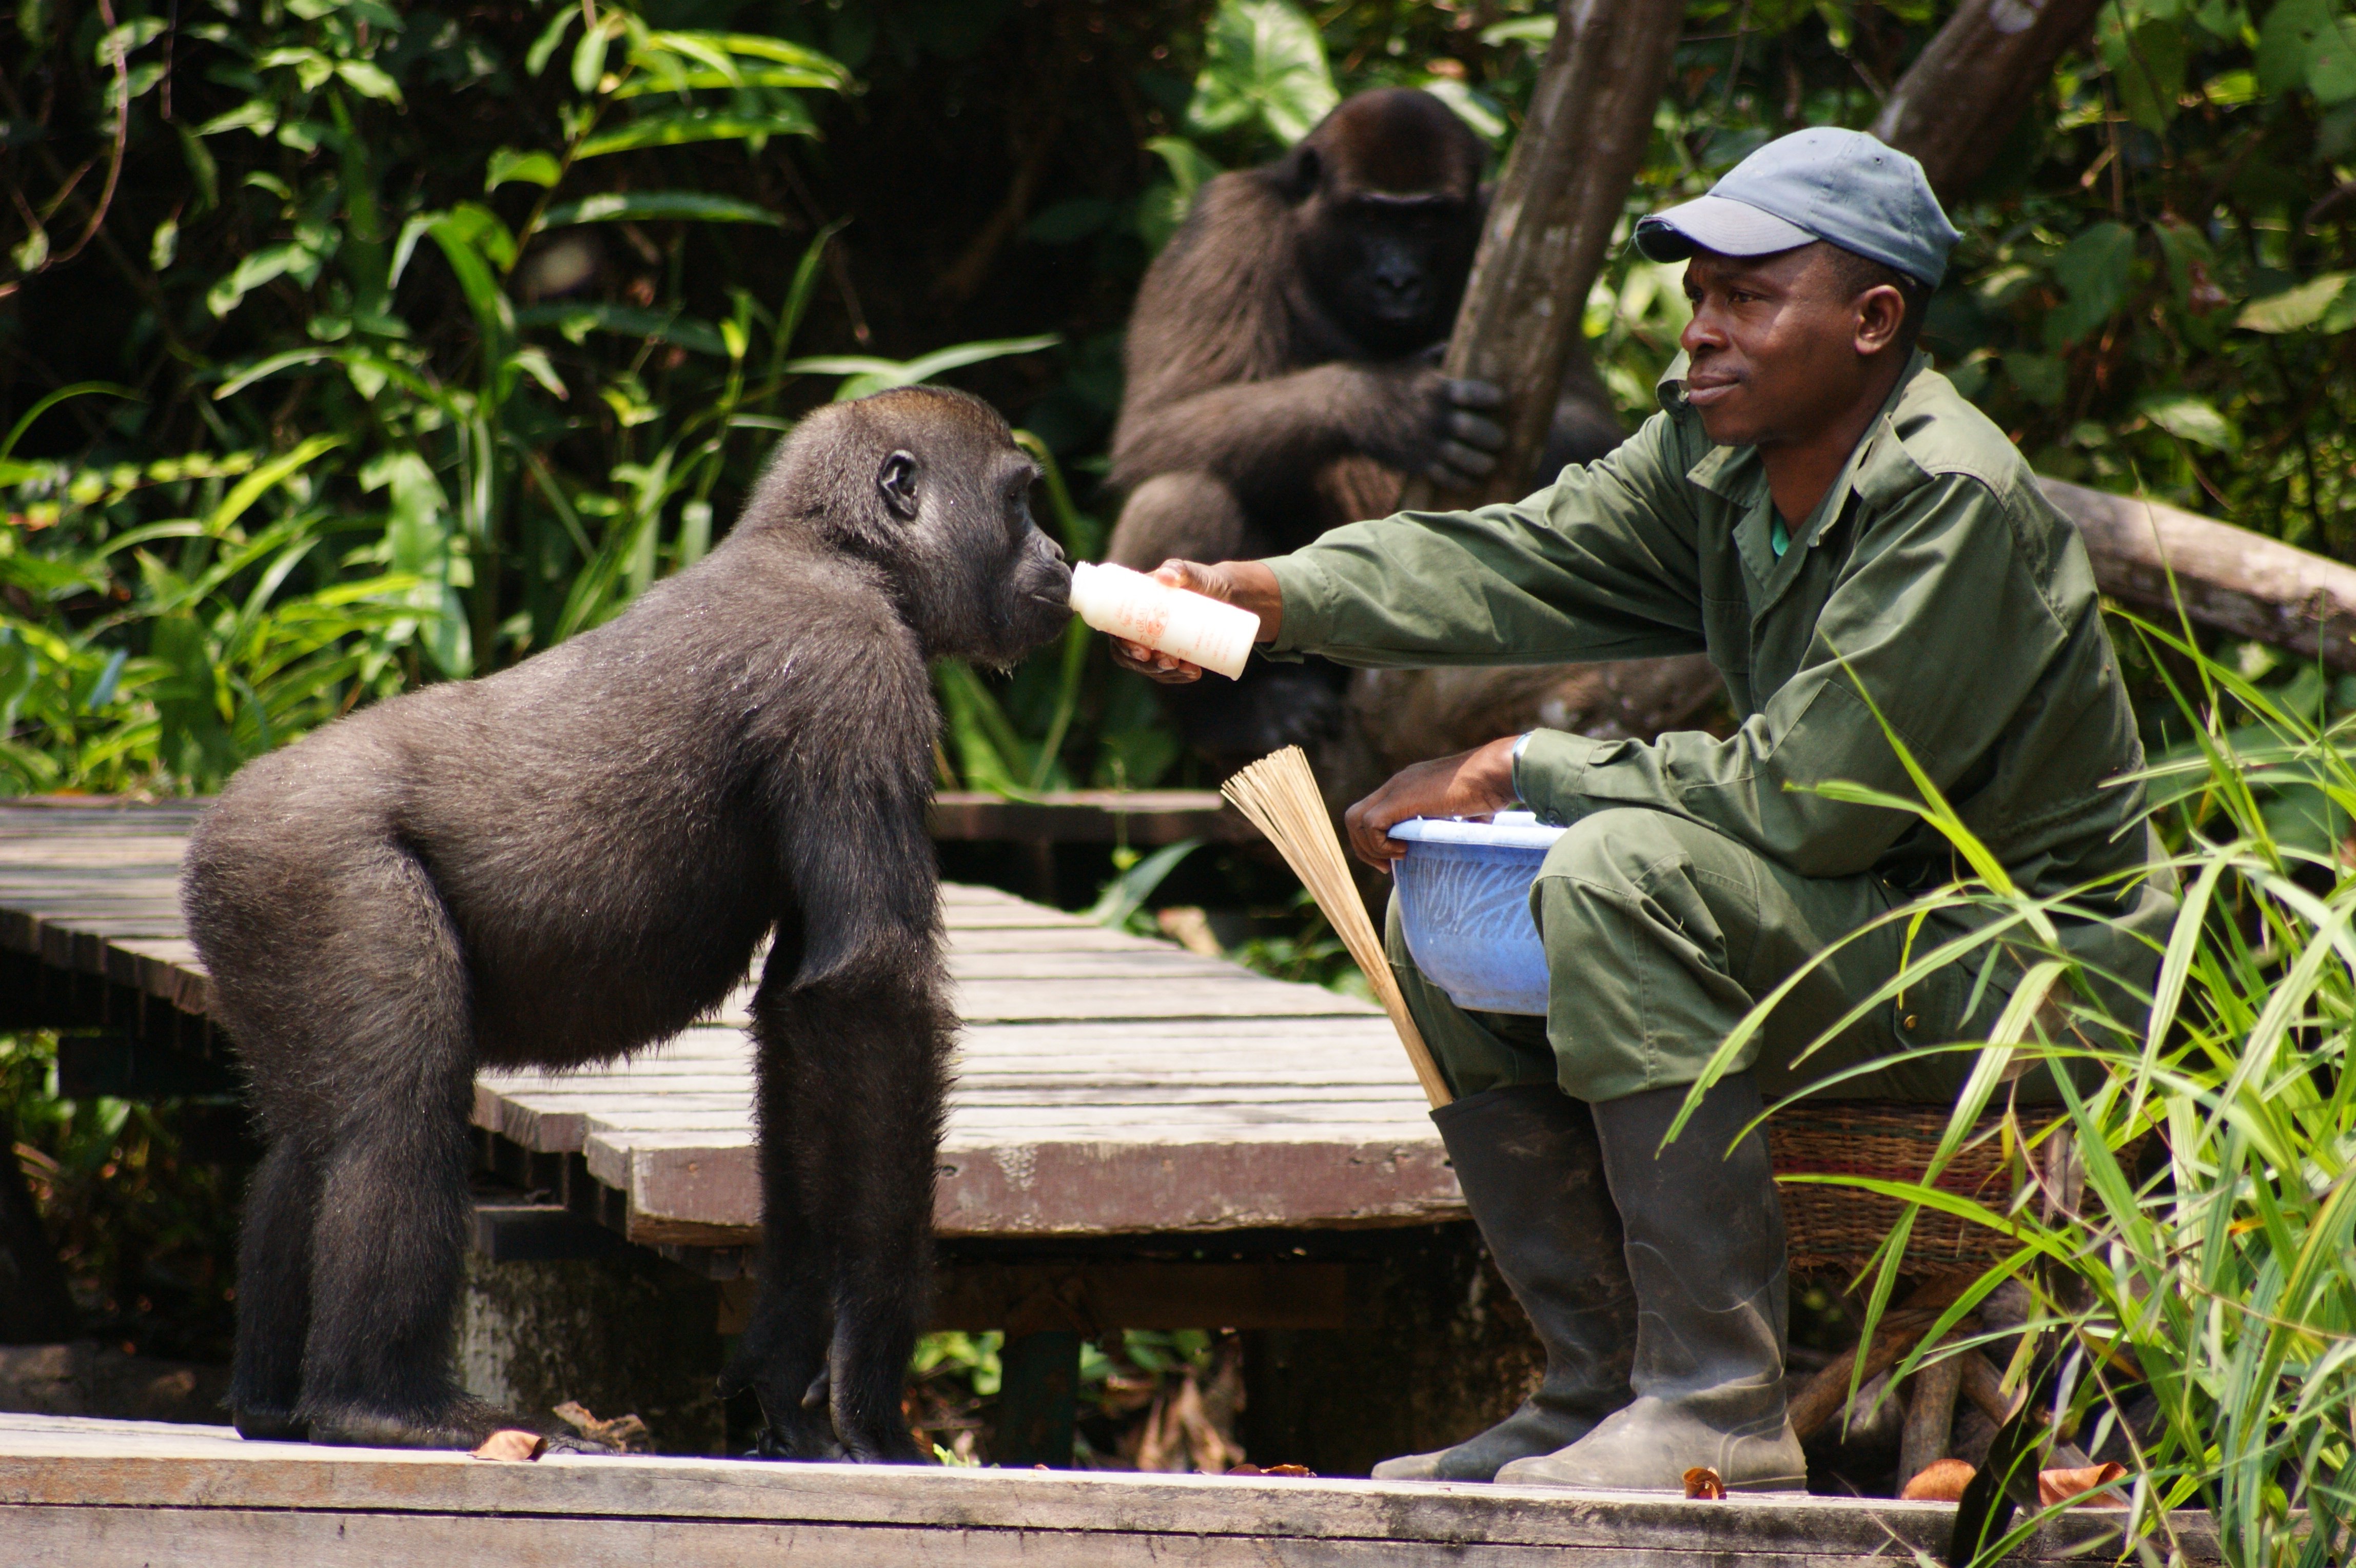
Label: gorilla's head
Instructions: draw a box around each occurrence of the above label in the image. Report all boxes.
[755,386,1072,665]
[1277,88,1486,356]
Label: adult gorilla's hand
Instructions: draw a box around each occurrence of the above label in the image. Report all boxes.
[1357,356,1505,489]
[1425,371,1507,486]
[1106,559,1284,682]
[1343,737,1520,871]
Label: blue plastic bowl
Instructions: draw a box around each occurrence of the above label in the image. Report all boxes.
[1388,812,1567,1016]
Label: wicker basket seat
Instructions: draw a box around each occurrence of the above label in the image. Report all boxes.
[1765,1100,2020,1277]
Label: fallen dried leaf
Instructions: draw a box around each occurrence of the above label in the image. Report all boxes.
[1227,1462,1317,1478]
[1683,1466,1726,1500]
[2039,1461,2128,1508]
[470,1429,547,1462]
[1901,1458,1976,1501]
[552,1400,650,1453]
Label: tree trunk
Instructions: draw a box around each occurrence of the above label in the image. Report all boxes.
[1402,0,1686,512]
[2043,479,2356,670]
[1871,0,2109,202]
[1329,0,1690,808]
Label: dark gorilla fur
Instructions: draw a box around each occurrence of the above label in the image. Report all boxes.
[183,386,1071,1459]
[1106,88,1623,769]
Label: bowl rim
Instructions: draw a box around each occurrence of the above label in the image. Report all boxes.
[1386,811,1567,851]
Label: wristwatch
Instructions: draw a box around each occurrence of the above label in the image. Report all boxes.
[1509,731,1533,806]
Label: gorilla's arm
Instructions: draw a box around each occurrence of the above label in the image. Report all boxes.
[1109,171,1501,509]
[755,630,944,989]
[1110,362,1502,502]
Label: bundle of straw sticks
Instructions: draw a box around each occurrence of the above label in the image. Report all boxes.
[1221,746,1453,1110]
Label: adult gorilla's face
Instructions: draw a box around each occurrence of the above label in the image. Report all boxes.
[1301,187,1479,353]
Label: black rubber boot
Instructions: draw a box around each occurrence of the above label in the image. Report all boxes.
[1369,1084,1637,1482]
[1496,1073,1806,1493]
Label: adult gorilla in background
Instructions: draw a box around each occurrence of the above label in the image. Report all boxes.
[184,387,1072,1460]
[1108,88,1624,769]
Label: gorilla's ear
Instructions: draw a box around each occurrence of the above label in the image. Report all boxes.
[1271,143,1322,203]
[877,450,919,521]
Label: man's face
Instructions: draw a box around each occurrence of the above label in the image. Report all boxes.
[1676,244,1898,450]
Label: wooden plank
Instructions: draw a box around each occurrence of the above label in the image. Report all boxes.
[928,788,1250,846]
[587,1127,1464,1237]
[0,1414,2209,1566]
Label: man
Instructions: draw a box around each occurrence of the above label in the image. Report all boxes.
[1113,128,2174,1492]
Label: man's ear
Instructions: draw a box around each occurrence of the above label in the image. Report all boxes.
[1855,284,1908,357]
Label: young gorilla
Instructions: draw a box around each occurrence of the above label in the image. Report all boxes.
[183,386,1071,1458]
[1107,87,1623,767]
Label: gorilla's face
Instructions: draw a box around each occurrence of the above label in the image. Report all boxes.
[871,405,1071,667]
[1300,188,1479,354]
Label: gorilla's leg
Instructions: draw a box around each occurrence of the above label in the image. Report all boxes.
[822,983,948,1463]
[730,962,950,1463]
[229,1136,319,1440]
[720,968,845,1460]
[291,845,522,1449]
[1105,471,1247,571]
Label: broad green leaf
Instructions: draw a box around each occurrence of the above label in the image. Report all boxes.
[539,192,781,228]
[485,147,562,192]
[2004,351,2067,407]
[194,100,275,139]
[610,67,839,96]
[706,33,852,83]
[335,60,403,104]
[2311,15,2356,101]
[787,335,1058,401]
[202,435,342,536]
[2042,222,2136,348]
[516,303,731,358]
[2102,15,2190,131]
[206,241,324,317]
[573,14,620,95]
[213,348,336,399]
[526,7,578,77]
[2138,393,2237,450]
[2235,272,2351,331]
[1419,77,1505,142]
[1480,15,1556,44]
[573,106,816,159]
[2256,0,2333,93]
[1186,0,1338,146]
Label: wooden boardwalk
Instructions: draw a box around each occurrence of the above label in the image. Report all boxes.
[0,796,1457,1249]
[0,1413,2205,1566]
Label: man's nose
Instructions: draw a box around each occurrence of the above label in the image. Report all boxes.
[1679,305,1725,357]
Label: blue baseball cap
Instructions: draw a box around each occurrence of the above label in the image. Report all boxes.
[1632,127,1960,288]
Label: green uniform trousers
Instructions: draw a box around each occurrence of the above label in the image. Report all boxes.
[1385,805,1998,1106]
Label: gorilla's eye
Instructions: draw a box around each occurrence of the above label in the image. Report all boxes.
[877,450,919,521]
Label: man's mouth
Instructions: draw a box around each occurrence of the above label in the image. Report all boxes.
[1685,370,1740,408]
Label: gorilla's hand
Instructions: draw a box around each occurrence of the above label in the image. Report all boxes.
[1343,737,1520,870]
[1357,362,1505,488]
[1107,559,1284,682]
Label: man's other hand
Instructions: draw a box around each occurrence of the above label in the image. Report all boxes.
[1107,560,1284,682]
[1344,738,1521,871]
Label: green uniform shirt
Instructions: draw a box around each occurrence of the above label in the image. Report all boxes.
[1266,352,2174,989]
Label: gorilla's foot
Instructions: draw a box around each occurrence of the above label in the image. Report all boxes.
[837,1424,929,1465]
[745,1416,849,1462]
[305,1395,615,1454]
[231,1405,310,1442]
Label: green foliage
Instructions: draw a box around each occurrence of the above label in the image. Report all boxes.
[1682,615,2356,1564]
[2,1032,248,1363]
[1185,0,1339,146]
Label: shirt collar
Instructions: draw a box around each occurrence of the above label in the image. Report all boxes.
[1658,349,1935,541]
